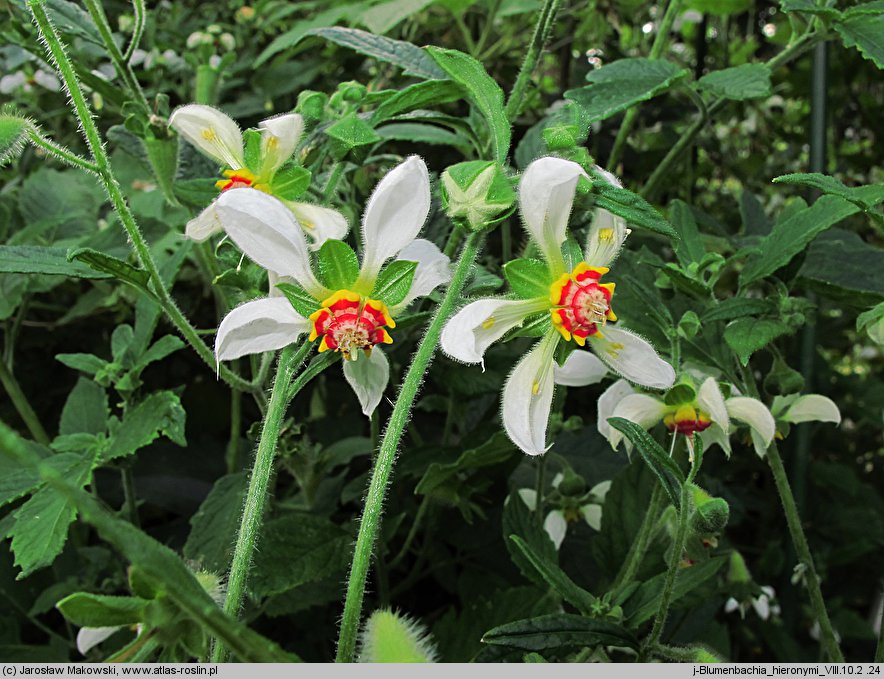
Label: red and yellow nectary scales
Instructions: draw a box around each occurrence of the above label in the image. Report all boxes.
[309,290,395,360]
[663,404,713,435]
[549,263,617,345]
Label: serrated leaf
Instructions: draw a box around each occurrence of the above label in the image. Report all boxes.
[426,47,511,163]
[503,259,550,299]
[697,64,772,100]
[835,14,884,68]
[0,452,78,510]
[371,80,464,124]
[773,173,884,211]
[270,166,311,200]
[67,248,154,296]
[565,58,689,123]
[184,473,247,574]
[315,239,359,290]
[606,417,684,509]
[798,229,884,305]
[779,0,842,19]
[276,282,320,317]
[508,536,597,615]
[59,378,108,437]
[702,297,777,323]
[362,0,434,34]
[669,201,704,266]
[723,318,793,365]
[592,183,678,238]
[55,352,108,376]
[482,613,639,651]
[104,391,187,463]
[372,259,418,306]
[0,245,110,279]
[56,593,148,627]
[325,114,382,155]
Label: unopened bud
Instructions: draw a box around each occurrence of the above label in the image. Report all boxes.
[441,160,515,231]
[297,91,327,121]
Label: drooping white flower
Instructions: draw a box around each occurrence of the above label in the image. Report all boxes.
[518,477,610,550]
[169,104,347,247]
[213,156,451,417]
[441,157,675,456]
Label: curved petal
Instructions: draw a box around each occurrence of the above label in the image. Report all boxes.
[169,104,243,168]
[608,393,668,449]
[215,188,328,298]
[342,348,390,418]
[587,327,676,390]
[391,238,452,312]
[518,488,538,510]
[544,510,567,550]
[519,157,587,274]
[77,626,120,656]
[184,201,223,242]
[584,165,628,268]
[440,297,547,366]
[726,397,775,451]
[700,423,732,458]
[259,113,304,174]
[287,201,349,249]
[216,297,310,361]
[267,271,295,298]
[501,333,559,456]
[597,379,636,440]
[580,504,602,531]
[359,156,431,282]
[782,394,841,425]
[553,350,608,387]
[697,377,730,432]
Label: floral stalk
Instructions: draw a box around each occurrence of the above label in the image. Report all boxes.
[335,230,484,663]
[505,0,562,121]
[614,483,665,589]
[123,0,147,62]
[25,127,98,174]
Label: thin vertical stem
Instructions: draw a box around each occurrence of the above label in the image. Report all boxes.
[123,0,147,62]
[226,376,242,474]
[614,483,665,589]
[534,455,546,528]
[121,466,140,527]
[504,0,562,122]
[336,231,484,663]
[0,360,50,445]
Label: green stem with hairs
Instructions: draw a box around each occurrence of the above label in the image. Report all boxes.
[0,359,50,445]
[26,128,98,173]
[614,483,665,589]
[504,0,562,121]
[28,0,258,396]
[335,231,484,663]
[123,0,147,62]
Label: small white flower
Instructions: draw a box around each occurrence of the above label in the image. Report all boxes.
[724,585,780,621]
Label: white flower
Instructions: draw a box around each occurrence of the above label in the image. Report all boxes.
[169,104,347,247]
[518,478,610,549]
[441,156,675,456]
[213,156,451,417]
[725,586,780,621]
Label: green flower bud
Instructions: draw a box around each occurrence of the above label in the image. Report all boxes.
[691,497,729,534]
[358,609,437,663]
[694,647,724,662]
[297,90,327,121]
[0,112,31,167]
[339,81,367,103]
[440,160,515,231]
[664,374,698,406]
[542,123,580,151]
[727,550,752,584]
[558,469,586,496]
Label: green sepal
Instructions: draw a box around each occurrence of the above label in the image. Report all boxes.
[297,90,328,121]
[276,282,321,317]
[326,114,381,160]
[554,339,577,368]
[561,236,584,271]
[57,592,148,628]
[243,129,262,175]
[316,239,359,290]
[271,166,311,200]
[372,260,418,307]
[663,375,698,406]
[503,258,550,300]
[507,311,551,340]
[443,160,495,191]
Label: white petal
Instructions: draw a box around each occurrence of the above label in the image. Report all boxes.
[259,113,304,173]
[752,595,771,621]
[391,238,452,312]
[518,488,538,510]
[607,393,668,450]
[589,480,611,501]
[580,504,603,531]
[519,157,587,273]
[553,350,608,387]
[501,333,559,456]
[700,423,732,458]
[77,627,120,656]
[440,298,547,365]
[184,201,223,242]
[587,327,675,390]
[544,510,567,550]
[169,104,243,168]
[597,379,636,440]
[726,397,776,451]
[359,156,431,282]
[584,165,628,268]
[782,394,841,425]
[215,188,328,298]
[33,69,61,92]
[287,201,349,249]
[215,297,310,361]
[697,377,730,433]
[724,598,740,614]
[342,348,390,418]
[267,271,294,298]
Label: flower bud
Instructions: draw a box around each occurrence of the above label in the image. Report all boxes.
[297,90,327,121]
[358,609,437,663]
[689,484,729,534]
[440,160,515,231]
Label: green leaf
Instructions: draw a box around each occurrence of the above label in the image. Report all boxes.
[723,318,793,365]
[325,114,382,157]
[301,27,446,79]
[697,64,772,100]
[482,614,639,651]
[426,47,511,163]
[773,173,884,212]
[59,378,108,437]
[143,136,180,207]
[0,451,78,510]
[592,183,678,238]
[565,58,689,123]
[688,0,752,14]
[0,114,30,166]
[0,245,110,279]
[56,593,148,627]
[606,417,685,509]
[779,0,842,19]
[371,80,465,124]
[376,123,473,150]
[504,258,550,299]
[315,239,360,290]
[508,536,597,615]
[250,512,352,598]
[798,229,884,305]
[362,0,434,34]
[503,490,559,588]
[184,473,247,573]
[416,432,516,497]
[55,352,108,377]
[702,297,776,323]
[67,248,154,296]
[669,200,704,266]
[270,166,311,200]
[104,391,187,463]
[372,260,418,306]
[276,282,320,317]
[835,14,884,68]
[740,195,860,285]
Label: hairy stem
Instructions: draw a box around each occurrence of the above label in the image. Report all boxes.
[504,0,562,121]
[614,483,665,589]
[123,0,147,62]
[336,231,484,663]
[121,466,140,527]
[26,128,98,173]
[0,359,50,445]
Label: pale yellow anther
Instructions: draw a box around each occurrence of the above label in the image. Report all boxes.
[201,128,216,141]
[481,317,495,329]
[532,381,541,395]
[598,228,614,242]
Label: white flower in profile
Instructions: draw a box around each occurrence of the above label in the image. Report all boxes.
[518,476,611,550]
[169,104,347,247]
[441,156,675,456]
[213,156,451,417]
[725,586,780,621]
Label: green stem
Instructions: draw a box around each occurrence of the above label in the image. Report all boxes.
[475,0,503,57]
[534,455,546,528]
[120,466,140,527]
[336,231,484,663]
[211,343,310,662]
[226,377,242,474]
[0,359,50,445]
[285,351,339,402]
[614,483,665,589]
[388,496,430,570]
[28,0,257,395]
[26,129,98,173]
[876,600,884,662]
[608,0,683,169]
[504,0,562,121]
[766,441,844,662]
[123,0,146,62]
